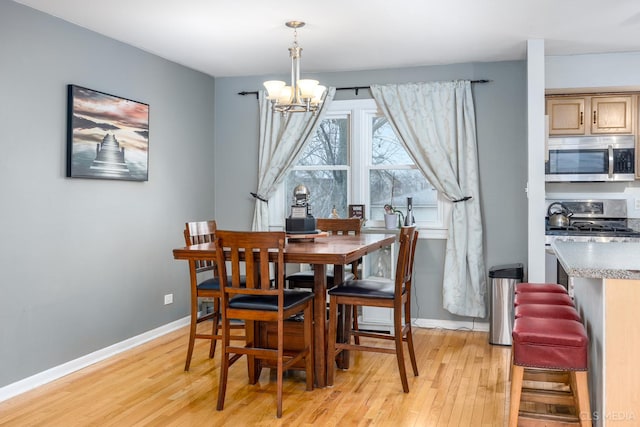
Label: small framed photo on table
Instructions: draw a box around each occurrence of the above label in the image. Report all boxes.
[348,204,365,219]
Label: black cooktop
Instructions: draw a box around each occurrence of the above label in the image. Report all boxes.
[546,220,640,237]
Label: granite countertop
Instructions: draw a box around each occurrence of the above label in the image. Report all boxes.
[552,241,640,280]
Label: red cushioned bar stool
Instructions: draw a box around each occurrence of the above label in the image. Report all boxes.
[509,317,591,427]
[509,304,581,381]
[515,303,581,321]
[514,291,574,307]
[515,282,567,294]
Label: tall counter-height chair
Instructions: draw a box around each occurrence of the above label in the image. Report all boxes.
[214,230,315,419]
[327,226,419,392]
[286,218,363,342]
[182,220,244,371]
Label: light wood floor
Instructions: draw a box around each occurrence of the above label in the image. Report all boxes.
[0,324,512,426]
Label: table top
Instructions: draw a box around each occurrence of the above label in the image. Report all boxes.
[173,232,397,265]
[552,241,640,280]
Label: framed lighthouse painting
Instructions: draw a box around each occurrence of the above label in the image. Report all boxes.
[66,85,149,181]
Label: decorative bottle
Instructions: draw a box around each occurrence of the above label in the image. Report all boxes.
[404,197,415,226]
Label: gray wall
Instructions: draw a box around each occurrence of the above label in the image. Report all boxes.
[214,61,529,322]
[0,1,528,390]
[0,2,216,387]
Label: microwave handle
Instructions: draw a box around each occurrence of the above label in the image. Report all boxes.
[608,145,614,178]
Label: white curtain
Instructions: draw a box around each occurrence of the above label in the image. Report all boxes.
[251,87,336,231]
[371,81,486,318]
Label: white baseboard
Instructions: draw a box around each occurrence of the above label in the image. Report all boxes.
[413,317,490,332]
[0,316,190,403]
[358,317,489,333]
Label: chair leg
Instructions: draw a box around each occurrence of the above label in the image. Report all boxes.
[352,305,360,345]
[208,298,220,359]
[276,317,284,418]
[216,317,230,412]
[393,307,409,393]
[184,299,199,371]
[245,320,259,385]
[327,296,339,386]
[404,301,418,376]
[508,365,524,427]
[571,371,591,427]
[304,303,314,391]
[275,364,283,417]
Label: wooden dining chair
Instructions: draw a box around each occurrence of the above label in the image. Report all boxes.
[182,220,244,371]
[326,226,419,392]
[286,217,363,343]
[214,230,314,418]
[286,217,362,288]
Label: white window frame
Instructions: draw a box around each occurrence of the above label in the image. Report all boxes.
[269,98,450,239]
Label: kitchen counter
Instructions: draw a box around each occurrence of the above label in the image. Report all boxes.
[552,241,640,426]
[552,241,640,280]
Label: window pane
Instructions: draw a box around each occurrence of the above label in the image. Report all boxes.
[369,169,439,222]
[297,118,348,166]
[286,170,348,219]
[371,117,413,165]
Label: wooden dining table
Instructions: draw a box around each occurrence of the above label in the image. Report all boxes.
[172,231,396,387]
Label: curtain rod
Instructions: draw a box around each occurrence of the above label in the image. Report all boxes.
[238,79,491,98]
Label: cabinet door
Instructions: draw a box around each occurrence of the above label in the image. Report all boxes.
[546,98,585,135]
[637,137,640,180]
[590,96,633,134]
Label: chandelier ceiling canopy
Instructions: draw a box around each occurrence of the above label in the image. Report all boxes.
[263,21,326,114]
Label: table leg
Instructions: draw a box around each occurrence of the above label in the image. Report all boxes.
[332,264,350,369]
[313,265,327,387]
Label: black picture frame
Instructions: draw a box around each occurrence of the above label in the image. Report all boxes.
[66,85,149,181]
[348,204,365,219]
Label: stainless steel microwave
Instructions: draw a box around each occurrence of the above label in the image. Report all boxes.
[545,135,636,182]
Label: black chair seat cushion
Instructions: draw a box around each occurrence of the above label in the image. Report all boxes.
[328,279,404,299]
[287,270,355,286]
[229,290,314,311]
[197,276,247,291]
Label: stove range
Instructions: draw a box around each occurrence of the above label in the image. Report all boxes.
[545,199,640,244]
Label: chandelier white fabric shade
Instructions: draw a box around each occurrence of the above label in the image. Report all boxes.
[263,21,326,114]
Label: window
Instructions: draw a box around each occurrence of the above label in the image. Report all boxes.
[270,99,450,238]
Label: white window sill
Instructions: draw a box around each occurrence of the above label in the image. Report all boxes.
[363,226,448,240]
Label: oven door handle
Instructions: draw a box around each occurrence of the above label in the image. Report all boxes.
[608,144,614,178]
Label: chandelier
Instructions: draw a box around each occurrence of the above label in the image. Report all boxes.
[263,21,326,114]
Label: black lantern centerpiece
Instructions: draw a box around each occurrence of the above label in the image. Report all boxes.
[285,184,317,234]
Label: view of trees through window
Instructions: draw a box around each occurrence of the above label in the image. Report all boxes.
[285,118,349,218]
[369,117,438,222]
[285,100,440,225]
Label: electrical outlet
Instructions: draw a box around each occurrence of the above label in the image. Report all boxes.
[164,294,173,305]
[635,198,640,210]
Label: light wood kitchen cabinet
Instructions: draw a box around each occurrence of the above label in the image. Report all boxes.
[546,94,634,136]
[637,137,640,180]
[546,97,585,135]
[590,95,633,134]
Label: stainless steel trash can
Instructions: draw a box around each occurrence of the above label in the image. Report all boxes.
[489,263,523,345]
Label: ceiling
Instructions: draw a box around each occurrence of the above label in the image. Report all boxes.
[13,0,640,78]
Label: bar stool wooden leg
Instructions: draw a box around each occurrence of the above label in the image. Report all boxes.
[571,371,592,427]
[509,365,524,427]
